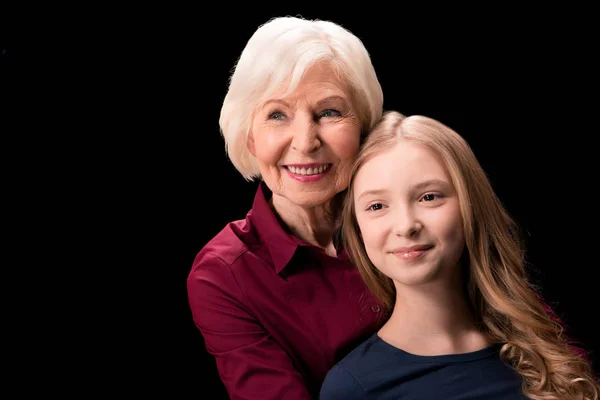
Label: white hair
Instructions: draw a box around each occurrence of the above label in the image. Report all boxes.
[219,16,384,181]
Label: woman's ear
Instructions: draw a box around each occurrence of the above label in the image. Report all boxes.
[247,132,256,156]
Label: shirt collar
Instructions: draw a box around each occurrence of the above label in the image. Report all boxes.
[249,182,303,274]
[249,181,350,273]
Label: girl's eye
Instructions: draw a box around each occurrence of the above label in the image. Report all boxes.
[368,203,383,211]
[421,193,443,202]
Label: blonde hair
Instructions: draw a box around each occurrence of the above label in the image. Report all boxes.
[219,16,384,180]
[342,111,599,399]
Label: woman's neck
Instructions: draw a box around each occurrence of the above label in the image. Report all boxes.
[270,193,341,256]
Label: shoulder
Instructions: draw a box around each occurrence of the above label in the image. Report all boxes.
[320,363,368,400]
[186,218,266,320]
[323,334,394,388]
[320,334,384,398]
[337,333,385,368]
[186,214,274,297]
[189,217,259,274]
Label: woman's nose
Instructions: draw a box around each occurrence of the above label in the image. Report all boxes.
[290,115,321,153]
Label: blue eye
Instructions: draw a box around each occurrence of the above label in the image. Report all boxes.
[320,109,341,118]
[268,111,285,120]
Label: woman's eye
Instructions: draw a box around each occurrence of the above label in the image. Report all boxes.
[320,109,341,118]
[268,111,285,120]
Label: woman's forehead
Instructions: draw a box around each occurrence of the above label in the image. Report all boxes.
[266,61,348,98]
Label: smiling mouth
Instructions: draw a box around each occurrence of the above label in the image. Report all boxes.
[392,245,434,261]
[285,164,332,176]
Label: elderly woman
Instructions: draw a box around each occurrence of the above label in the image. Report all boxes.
[186,16,385,399]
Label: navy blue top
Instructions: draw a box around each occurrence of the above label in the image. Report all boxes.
[319,333,526,399]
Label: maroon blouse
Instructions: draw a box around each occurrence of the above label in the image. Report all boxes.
[187,182,384,399]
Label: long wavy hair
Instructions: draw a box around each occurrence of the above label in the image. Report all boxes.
[342,111,599,399]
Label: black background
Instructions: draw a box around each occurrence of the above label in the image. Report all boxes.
[3,5,597,398]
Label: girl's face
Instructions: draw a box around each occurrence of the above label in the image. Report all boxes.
[353,140,465,288]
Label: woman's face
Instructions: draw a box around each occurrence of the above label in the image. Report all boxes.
[248,62,361,208]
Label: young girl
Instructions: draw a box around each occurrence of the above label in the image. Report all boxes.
[320,111,599,399]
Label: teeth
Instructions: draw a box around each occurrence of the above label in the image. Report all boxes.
[287,164,330,175]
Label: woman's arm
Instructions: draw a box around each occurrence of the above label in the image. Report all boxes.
[187,251,313,400]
